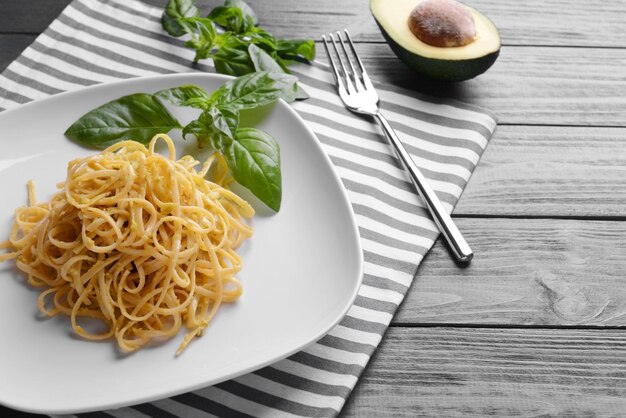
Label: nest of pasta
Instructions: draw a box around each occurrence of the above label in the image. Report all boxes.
[0,134,254,354]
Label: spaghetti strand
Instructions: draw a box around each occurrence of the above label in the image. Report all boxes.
[0,134,254,354]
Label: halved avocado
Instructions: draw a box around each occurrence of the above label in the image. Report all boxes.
[371,0,500,82]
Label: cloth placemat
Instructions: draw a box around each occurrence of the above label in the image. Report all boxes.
[0,0,497,416]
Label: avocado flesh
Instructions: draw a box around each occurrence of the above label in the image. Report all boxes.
[371,0,500,81]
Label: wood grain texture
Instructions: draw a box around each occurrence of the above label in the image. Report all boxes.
[395,218,626,326]
[350,0,626,48]
[184,0,626,48]
[0,35,35,73]
[0,0,71,33]
[341,327,626,417]
[456,125,626,217]
[2,3,626,127]
[315,43,626,127]
[6,0,626,47]
[3,0,626,45]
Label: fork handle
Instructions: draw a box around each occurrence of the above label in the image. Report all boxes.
[374,112,473,263]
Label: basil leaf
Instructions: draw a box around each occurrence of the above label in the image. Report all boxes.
[182,17,217,61]
[207,6,235,27]
[213,56,256,77]
[160,1,312,92]
[183,106,239,149]
[225,0,258,25]
[212,34,256,76]
[210,71,297,110]
[276,39,316,61]
[211,106,239,148]
[248,44,283,73]
[182,119,206,144]
[248,44,305,103]
[162,0,199,37]
[65,93,181,149]
[212,57,254,77]
[247,27,278,51]
[155,85,210,108]
[213,50,256,77]
[223,127,281,211]
[207,6,251,34]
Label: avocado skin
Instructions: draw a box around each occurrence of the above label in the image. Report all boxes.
[374,20,500,82]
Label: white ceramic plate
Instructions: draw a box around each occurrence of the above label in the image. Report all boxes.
[0,73,363,414]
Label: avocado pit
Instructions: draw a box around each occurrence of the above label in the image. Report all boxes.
[408,0,477,47]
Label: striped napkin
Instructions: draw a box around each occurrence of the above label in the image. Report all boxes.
[0,0,497,416]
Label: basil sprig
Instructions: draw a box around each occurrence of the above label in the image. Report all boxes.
[161,0,314,98]
[64,71,297,212]
[64,94,182,149]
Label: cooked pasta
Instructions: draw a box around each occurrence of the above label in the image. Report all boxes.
[0,134,254,354]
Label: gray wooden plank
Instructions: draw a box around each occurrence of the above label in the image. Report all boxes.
[145,0,374,40]
[455,125,626,217]
[0,35,35,73]
[192,0,626,48]
[0,0,71,34]
[206,0,626,49]
[4,0,626,47]
[315,43,626,127]
[467,0,626,48]
[5,0,626,48]
[348,0,626,48]
[2,4,625,128]
[341,327,626,417]
[394,218,626,326]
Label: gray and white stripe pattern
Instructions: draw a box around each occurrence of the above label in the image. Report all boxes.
[0,0,497,416]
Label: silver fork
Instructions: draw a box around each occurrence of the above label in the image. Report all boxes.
[322,29,473,263]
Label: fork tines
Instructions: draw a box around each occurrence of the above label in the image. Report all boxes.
[322,30,372,94]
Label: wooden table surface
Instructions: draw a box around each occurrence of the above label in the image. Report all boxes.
[2,0,626,416]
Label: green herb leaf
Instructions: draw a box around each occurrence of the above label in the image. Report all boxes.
[223,127,281,211]
[211,106,239,148]
[213,52,256,77]
[248,44,306,103]
[247,27,278,51]
[65,93,181,149]
[155,85,210,108]
[276,39,316,61]
[162,0,200,37]
[181,119,205,143]
[183,106,239,149]
[225,0,258,25]
[207,6,251,34]
[160,0,313,102]
[248,44,283,73]
[212,33,256,76]
[182,17,217,61]
[210,71,298,110]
